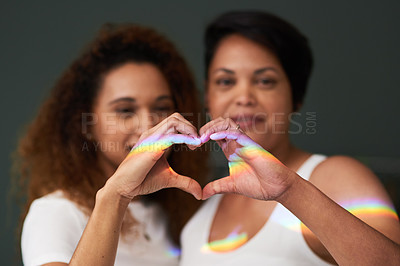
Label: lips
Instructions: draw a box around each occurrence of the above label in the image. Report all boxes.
[230,114,266,129]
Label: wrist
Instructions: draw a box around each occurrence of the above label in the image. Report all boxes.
[275,171,302,204]
[97,179,133,210]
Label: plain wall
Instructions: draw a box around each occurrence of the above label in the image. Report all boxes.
[1,0,399,264]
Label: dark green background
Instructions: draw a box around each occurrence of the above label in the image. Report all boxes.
[1,0,399,264]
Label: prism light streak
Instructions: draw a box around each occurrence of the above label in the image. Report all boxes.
[126,134,199,159]
[269,216,303,233]
[228,145,281,177]
[269,198,399,234]
[340,199,398,221]
[239,145,281,163]
[165,246,181,258]
[201,230,248,253]
[126,141,170,159]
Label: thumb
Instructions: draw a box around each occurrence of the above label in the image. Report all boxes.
[202,176,235,200]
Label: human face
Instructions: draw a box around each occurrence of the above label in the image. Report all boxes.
[206,34,293,151]
[91,62,174,176]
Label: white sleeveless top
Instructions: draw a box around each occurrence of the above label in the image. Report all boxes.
[180,154,333,266]
[21,191,179,266]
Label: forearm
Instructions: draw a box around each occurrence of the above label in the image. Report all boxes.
[69,183,131,266]
[278,175,400,266]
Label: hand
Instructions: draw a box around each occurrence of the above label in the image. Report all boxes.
[200,118,296,201]
[106,113,203,200]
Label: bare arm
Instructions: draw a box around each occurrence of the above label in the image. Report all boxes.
[278,171,400,265]
[200,120,400,265]
[289,156,400,264]
[67,185,130,265]
[40,113,202,266]
[41,188,129,266]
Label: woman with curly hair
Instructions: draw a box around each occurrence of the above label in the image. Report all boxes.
[16,23,207,265]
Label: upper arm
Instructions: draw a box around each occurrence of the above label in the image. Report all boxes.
[310,155,400,243]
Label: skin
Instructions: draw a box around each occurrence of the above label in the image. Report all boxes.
[199,34,400,265]
[40,39,400,265]
[91,62,176,178]
[43,63,202,266]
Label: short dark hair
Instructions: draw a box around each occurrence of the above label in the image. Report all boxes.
[205,11,313,110]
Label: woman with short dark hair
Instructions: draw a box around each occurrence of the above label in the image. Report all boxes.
[180,11,400,265]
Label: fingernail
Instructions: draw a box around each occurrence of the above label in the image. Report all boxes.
[209,133,220,140]
[191,138,201,145]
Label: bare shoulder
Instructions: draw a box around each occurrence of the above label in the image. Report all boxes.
[309,155,391,202]
[308,155,400,243]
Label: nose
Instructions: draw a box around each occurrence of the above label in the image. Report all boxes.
[235,81,257,107]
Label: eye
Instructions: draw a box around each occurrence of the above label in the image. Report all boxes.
[116,107,134,113]
[256,78,276,88]
[115,106,136,119]
[216,78,235,88]
[153,105,174,112]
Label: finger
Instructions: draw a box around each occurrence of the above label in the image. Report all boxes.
[199,117,224,137]
[200,118,237,143]
[160,133,201,146]
[149,115,197,137]
[210,130,239,141]
[238,146,283,166]
[140,113,199,143]
[136,119,200,149]
[163,118,199,139]
[210,130,259,148]
[200,117,236,142]
[133,134,201,157]
[202,176,236,200]
[165,113,199,137]
[210,130,271,163]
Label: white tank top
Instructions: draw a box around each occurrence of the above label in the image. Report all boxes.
[180,154,333,266]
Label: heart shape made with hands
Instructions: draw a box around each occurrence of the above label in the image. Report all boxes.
[122,127,288,202]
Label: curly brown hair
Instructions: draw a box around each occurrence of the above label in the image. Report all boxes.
[14,23,208,245]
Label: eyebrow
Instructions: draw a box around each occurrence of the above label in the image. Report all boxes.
[212,68,235,74]
[254,67,278,75]
[108,95,172,105]
[212,67,278,75]
[109,97,135,105]
[155,95,173,101]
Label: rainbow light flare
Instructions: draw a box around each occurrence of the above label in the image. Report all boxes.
[126,134,200,159]
[268,215,303,233]
[165,246,181,258]
[239,144,281,163]
[340,198,398,221]
[228,144,282,178]
[126,141,169,159]
[228,161,251,177]
[268,198,399,234]
[201,229,248,253]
